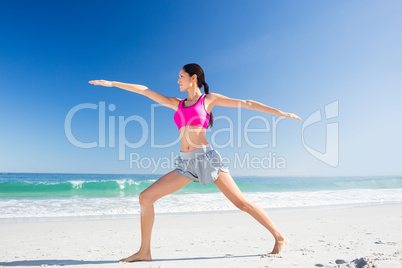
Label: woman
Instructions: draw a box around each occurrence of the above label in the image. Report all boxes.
[89,63,301,262]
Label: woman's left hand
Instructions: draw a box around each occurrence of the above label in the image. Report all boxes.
[281,112,302,120]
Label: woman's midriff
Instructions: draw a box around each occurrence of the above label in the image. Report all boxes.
[178,125,209,152]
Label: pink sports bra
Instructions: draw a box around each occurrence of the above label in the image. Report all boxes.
[173,94,211,130]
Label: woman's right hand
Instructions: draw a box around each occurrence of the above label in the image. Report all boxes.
[88,80,113,87]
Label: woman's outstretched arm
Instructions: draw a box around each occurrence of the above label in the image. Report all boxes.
[207,93,301,120]
[88,80,180,110]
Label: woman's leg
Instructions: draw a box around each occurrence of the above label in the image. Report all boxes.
[214,171,288,255]
[120,170,192,262]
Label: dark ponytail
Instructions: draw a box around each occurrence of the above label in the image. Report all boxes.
[183,63,213,128]
[203,81,209,93]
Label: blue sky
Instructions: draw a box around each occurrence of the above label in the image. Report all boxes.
[1,0,401,176]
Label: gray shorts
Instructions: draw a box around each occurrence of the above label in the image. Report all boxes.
[174,144,230,186]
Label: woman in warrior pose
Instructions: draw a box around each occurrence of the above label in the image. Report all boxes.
[89,63,301,262]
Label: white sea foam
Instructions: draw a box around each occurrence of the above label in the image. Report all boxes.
[70,180,85,189]
[116,180,126,190]
[1,188,402,220]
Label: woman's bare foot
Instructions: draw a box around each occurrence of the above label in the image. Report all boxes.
[266,236,288,256]
[119,251,152,262]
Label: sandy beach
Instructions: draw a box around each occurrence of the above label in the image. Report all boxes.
[1,204,401,268]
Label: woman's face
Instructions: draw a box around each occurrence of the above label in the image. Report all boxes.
[178,69,195,92]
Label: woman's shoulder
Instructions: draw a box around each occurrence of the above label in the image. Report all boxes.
[167,97,182,110]
[204,93,223,112]
[205,92,222,99]
[205,92,227,103]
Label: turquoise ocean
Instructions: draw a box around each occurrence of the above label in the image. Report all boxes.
[1,173,402,222]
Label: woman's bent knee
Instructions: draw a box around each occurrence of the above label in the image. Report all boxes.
[139,191,155,206]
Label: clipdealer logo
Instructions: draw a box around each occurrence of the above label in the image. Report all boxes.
[64,100,339,170]
[64,102,286,167]
[301,100,339,167]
